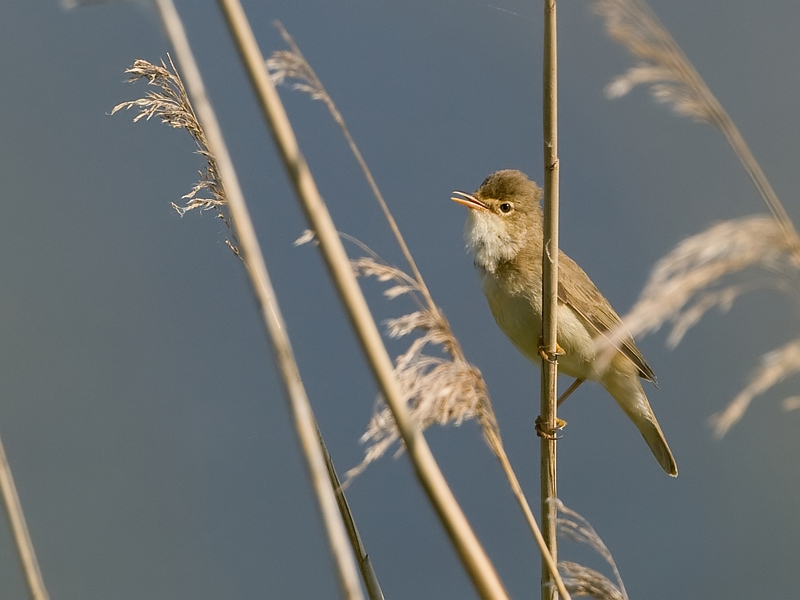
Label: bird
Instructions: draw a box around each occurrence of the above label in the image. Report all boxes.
[451,169,677,476]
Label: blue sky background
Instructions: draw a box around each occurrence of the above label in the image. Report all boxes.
[1,1,800,598]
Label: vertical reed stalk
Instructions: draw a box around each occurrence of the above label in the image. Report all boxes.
[318,425,385,600]
[0,434,49,600]
[541,1,560,599]
[488,431,571,599]
[214,1,509,597]
[151,1,365,598]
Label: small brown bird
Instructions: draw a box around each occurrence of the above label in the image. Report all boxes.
[452,169,677,476]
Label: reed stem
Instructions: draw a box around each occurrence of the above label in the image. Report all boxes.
[541,1,560,598]
[0,434,49,600]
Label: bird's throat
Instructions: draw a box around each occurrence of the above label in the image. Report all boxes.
[464,211,522,273]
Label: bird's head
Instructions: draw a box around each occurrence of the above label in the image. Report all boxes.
[452,169,543,272]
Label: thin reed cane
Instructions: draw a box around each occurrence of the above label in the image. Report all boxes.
[318,425,385,600]
[215,1,509,597]
[270,23,434,311]
[541,1,560,599]
[151,1,365,597]
[484,428,571,600]
[0,434,49,600]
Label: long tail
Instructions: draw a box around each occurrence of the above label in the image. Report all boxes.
[602,371,678,477]
[633,408,678,476]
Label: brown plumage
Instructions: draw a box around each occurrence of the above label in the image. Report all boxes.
[452,169,677,476]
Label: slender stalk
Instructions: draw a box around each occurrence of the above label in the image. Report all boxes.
[151,1,364,598]
[0,434,49,600]
[484,428,571,600]
[318,425,385,600]
[271,23,435,312]
[714,111,797,243]
[541,1,560,599]
[215,1,509,597]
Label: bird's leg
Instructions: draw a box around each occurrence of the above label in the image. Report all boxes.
[538,336,564,362]
[557,378,584,407]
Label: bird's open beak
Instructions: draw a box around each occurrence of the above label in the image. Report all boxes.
[451,190,488,210]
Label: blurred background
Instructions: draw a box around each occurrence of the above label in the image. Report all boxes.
[1,0,799,597]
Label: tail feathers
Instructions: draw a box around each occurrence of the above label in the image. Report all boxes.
[635,414,678,477]
[602,372,678,476]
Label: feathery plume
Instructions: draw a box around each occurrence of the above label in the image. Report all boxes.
[593,0,796,240]
[340,253,499,482]
[613,216,796,345]
[710,338,800,438]
[558,563,626,600]
[783,396,800,412]
[266,28,330,108]
[594,0,720,123]
[112,58,231,221]
[553,499,628,600]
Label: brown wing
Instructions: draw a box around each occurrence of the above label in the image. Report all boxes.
[557,253,656,384]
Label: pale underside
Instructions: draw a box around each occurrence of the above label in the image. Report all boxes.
[481,270,600,381]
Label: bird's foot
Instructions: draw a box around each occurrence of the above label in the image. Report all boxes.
[535,415,567,439]
[538,338,564,363]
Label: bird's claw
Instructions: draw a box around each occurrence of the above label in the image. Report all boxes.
[535,415,567,439]
[538,339,565,363]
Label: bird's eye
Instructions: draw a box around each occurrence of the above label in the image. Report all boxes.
[499,202,512,213]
